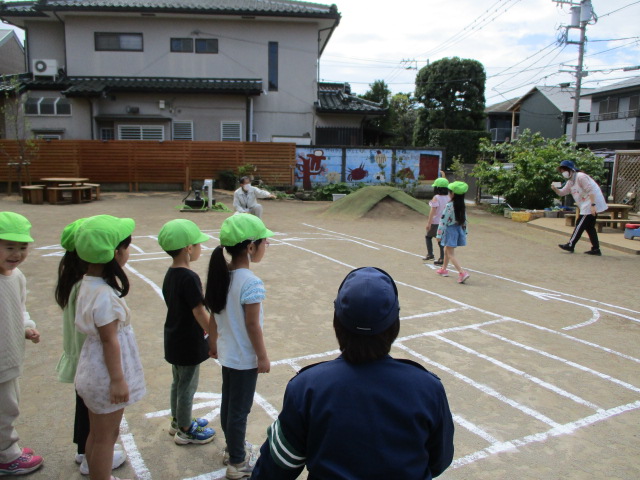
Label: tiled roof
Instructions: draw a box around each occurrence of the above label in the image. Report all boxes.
[316,82,386,115]
[0,0,340,18]
[485,97,518,113]
[17,76,263,96]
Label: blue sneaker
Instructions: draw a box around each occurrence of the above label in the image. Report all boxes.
[169,417,209,435]
[174,421,216,445]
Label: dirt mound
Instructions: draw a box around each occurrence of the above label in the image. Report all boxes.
[323,186,430,219]
[363,197,429,220]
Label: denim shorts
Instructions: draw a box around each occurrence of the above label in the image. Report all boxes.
[441,225,467,247]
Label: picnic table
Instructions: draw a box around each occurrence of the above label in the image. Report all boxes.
[565,203,633,231]
[40,177,92,204]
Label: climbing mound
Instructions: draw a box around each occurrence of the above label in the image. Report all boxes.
[322,186,430,218]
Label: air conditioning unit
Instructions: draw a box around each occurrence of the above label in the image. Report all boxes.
[32,59,58,77]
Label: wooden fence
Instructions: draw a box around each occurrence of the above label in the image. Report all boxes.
[0,140,296,191]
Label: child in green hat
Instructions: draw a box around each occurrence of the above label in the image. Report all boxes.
[74,215,146,480]
[425,177,450,264]
[205,214,274,479]
[0,212,44,476]
[436,182,471,284]
[157,219,216,445]
[55,218,127,475]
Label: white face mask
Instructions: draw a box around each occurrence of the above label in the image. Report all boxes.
[561,171,571,179]
[242,184,250,192]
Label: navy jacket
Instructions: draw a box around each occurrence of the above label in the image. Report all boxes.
[251,355,454,479]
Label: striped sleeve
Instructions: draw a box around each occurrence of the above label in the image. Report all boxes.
[267,418,306,470]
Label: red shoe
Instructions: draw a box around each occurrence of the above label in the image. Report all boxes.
[0,451,43,475]
[436,268,449,277]
[21,448,34,456]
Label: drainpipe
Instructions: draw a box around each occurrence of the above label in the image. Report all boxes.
[249,96,254,141]
[89,98,94,139]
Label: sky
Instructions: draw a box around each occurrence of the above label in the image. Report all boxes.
[2,0,639,106]
[318,0,640,104]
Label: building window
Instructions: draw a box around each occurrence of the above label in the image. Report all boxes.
[100,128,115,140]
[171,38,193,52]
[598,97,618,120]
[25,97,72,116]
[195,39,218,54]
[172,121,193,140]
[35,134,61,140]
[117,125,164,140]
[629,95,639,117]
[95,33,143,51]
[268,41,278,91]
[221,121,241,141]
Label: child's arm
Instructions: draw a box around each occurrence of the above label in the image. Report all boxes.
[244,303,270,373]
[192,304,209,334]
[98,320,129,404]
[426,199,437,230]
[208,313,218,359]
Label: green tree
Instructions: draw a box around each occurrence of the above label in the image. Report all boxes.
[359,80,391,144]
[472,130,605,209]
[414,57,486,136]
[387,92,418,146]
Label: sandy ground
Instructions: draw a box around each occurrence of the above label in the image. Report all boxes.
[1,190,639,480]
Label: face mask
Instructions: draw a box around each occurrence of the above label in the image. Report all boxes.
[242,184,250,192]
[561,171,571,179]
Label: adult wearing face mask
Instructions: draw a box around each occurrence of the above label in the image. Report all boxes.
[233,176,276,219]
[551,160,607,256]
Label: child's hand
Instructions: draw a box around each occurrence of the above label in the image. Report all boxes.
[257,355,270,374]
[25,328,40,344]
[208,336,218,359]
[110,378,130,404]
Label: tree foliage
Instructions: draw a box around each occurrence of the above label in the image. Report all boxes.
[472,130,606,209]
[387,92,418,146]
[359,79,392,144]
[414,57,486,136]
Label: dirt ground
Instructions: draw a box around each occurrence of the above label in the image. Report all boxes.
[2,190,639,480]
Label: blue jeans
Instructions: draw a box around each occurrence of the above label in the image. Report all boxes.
[170,364,200,429]
[220,366,258,464]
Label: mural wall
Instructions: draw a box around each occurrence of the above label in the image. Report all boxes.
[295,147,444,189]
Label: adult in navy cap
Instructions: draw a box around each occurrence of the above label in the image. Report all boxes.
[552,160,607,255]
[251,267,454,480]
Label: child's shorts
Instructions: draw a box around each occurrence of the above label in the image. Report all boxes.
[441,225,467,247]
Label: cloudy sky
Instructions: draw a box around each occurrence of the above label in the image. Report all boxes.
[319,0,640,105]
[2,0,638,106]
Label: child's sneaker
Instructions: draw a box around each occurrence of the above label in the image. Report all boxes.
[436,268,449,276]
[423,254,434,261]
[174,421,216,445]
[223,441,256,466]
[458,271,470,284]
[0,450,43,475]
[434,258,444,266]
[169,416,209,435]
[79,447,126,475]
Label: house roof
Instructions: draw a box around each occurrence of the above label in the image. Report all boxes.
[3,75,263,96]
[316,82,386,115]
[509,86,592,113]
[580,76,640,97]
[485,97,519,113]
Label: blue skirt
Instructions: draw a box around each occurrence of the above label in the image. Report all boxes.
[441,225,467,247]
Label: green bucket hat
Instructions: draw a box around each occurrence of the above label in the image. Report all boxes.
[60,218,87,252]
[0,212,34,243]
[158,219,210,251]
[219,214,274,247]
[448,181,469,195]
[75,215,135,264]
[432,177,449,188]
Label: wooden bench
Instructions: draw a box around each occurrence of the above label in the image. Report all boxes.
[46,186,93,204]
[84,183,101,200]
[20,185,45,205]
[565,212,612,227]
[595,218,629,232]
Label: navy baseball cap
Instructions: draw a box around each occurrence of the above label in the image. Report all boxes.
[559,160,577,171]
[334,267,400,335]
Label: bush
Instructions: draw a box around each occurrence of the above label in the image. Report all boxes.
[312,182,364,201]
[217,170,237,191]
[428,129,490,167]
[472,130,606,210]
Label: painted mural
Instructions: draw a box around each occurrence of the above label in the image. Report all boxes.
[294,147,443,189]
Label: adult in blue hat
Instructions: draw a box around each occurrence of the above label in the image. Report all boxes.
[552,160,607,255]
[251,267,454,480]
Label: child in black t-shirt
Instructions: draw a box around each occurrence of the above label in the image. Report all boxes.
[158,219,216,445]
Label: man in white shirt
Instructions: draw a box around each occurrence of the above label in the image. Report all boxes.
[233,177,276,219]
[551,160,607,256]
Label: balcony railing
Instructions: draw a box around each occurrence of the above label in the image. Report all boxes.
[571,109,640,123]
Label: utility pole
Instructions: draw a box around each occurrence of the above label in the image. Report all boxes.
[554,0,595,144]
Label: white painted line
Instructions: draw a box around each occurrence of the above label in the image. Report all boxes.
[125,263,164,299]
[145,400,222,419]
[182,467,227,480]
[395,343,562,428]
[434,334,603,411]
[254,392,280,421]
[120,415,152,480]
[452,413,503,445]
[477,328,640,393]
[452,400,640,469]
